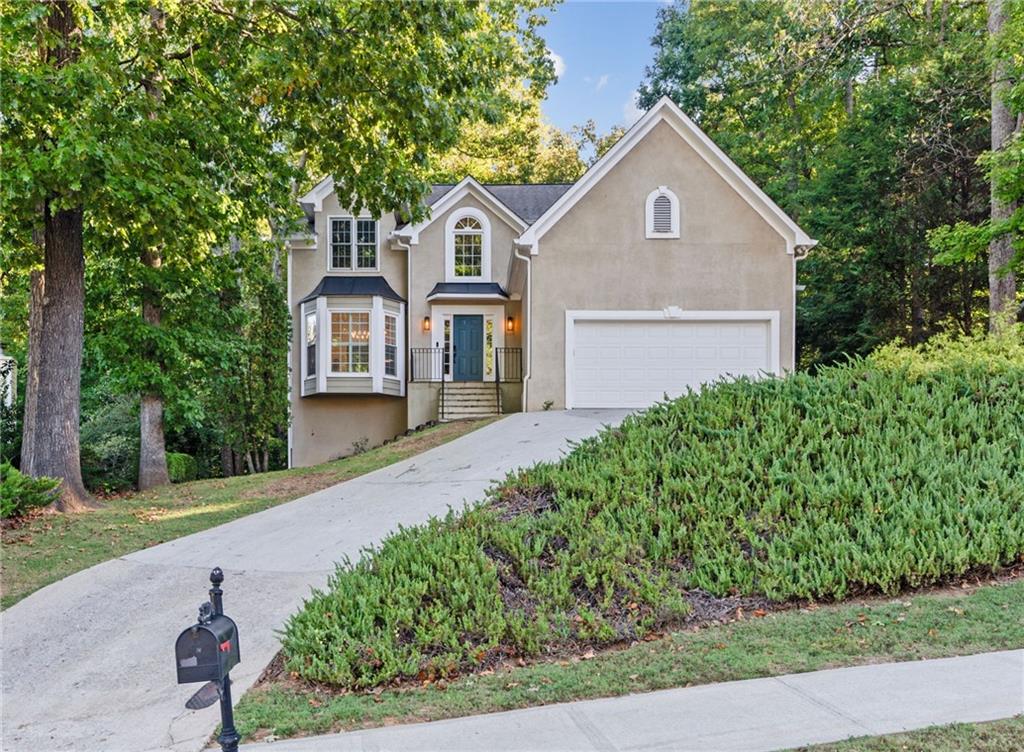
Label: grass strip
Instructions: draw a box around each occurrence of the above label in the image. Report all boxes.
[797,715,1024,751]
[234,576,1024,741]
[0,419,493,609]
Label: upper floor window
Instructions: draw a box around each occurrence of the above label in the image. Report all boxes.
[453,217,483,277]
[330,217,377,270]
[645,187,680,239]
[330,311,370,373]
[445,209,491,281]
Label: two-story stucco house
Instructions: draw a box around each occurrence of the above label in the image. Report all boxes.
[286,97,816,467]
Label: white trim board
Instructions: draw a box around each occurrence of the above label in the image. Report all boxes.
[518,97,816,256]
[563,309,781,409]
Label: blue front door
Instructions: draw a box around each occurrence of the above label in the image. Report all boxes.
[453,315,484,381]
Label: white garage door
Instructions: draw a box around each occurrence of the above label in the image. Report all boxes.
[569,316,774,409]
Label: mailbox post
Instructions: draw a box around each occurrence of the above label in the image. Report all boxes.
[175,568,241,752]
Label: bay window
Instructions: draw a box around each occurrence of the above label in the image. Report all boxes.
[331,312,370,373]
[304,312,317,377]
[384,314,398,377]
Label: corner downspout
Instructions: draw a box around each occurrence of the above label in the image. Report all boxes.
[513,244,532,410]
[286,244,293,468]
[391,232,413,403]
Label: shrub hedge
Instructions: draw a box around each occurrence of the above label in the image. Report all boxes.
[1,462,60,518]
[282,334,1024,688]
[166,452,199,483]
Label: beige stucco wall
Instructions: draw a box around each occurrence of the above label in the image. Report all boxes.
[291,394,407,467]
[526,120,795,411]
[289,194,408,467]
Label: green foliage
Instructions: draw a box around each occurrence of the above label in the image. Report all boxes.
[1,0,556,485]
[0,462,59,518]
[932,0,1024,279]
[165,452,197,484]
[79,391,138,493]
[283,339,1024,688]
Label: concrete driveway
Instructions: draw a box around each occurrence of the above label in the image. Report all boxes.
[0,410,628,752]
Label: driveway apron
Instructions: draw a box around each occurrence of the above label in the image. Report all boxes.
[0,410,628,752]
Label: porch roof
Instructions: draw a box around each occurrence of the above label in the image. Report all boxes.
[426,282,509,301]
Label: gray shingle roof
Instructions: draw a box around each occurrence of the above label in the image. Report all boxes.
[400,183,573,228]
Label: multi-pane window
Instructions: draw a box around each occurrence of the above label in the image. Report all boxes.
[330,219,352,269]
[453,216,483,277]
[304,313,317,377]
[330,312,370,373]
[384,314,398,377]
[356,219,377,269]
[330,218,377,270]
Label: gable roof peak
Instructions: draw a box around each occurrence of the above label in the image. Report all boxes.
[516,95,816,256]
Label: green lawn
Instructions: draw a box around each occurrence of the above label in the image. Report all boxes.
[798,715,1024,751]
[0,419,493,609]
[233,575,1024,741]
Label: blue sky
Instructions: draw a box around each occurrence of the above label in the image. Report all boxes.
[538,1,666,134]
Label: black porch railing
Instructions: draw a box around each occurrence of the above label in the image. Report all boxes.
[409,347,445,382]
[495,348,523,382]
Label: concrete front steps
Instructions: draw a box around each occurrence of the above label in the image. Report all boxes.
[441,382,500,421]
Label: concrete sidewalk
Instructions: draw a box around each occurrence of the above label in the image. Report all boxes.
[0,410,628,752]
[244,650,1024,752]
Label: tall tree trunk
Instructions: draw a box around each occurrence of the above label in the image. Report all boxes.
[137,248,170,489]
[29,204,97,511]
[988,0,1019,330]
[20,271,45,474]
[220,445,235,477]
[136,6,171,490]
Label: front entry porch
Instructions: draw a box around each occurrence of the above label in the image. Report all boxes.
[409,346,523,421]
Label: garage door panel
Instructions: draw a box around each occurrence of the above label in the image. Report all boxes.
[570,318,772,408]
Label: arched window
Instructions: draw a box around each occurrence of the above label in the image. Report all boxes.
[445,209,491,281]
[645,187,680,239]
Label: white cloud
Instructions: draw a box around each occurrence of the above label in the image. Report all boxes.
[547,50,566,79]
[623,90,644,125]
[596,74,609,92]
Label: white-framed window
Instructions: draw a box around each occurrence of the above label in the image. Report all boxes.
[444,208,491,281]
[330,311,370,374]
[645,187,680,238]
[304,312,317,377]
[329,217,378,270]
[384,314,398,377]
[453,217,483,277]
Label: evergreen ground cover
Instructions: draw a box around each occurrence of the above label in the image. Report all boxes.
[237,576,1024,740]
[282,335,1024,689]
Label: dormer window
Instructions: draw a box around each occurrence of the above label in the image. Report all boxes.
[445,208,491,282]
[645,187,680,239]
[330,217,378,271]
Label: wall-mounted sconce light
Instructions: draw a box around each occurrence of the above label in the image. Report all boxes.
[506,316,515,334]
[423,316,431,333]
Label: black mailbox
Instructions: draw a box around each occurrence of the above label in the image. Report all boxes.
[175,613,240,684]
[176,568,242,752]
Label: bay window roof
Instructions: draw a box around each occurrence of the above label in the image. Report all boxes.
[299,275,404,304]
